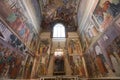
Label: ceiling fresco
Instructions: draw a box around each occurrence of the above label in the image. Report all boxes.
[41,0,80,32]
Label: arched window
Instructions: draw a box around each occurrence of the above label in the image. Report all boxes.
[53,23,65,38]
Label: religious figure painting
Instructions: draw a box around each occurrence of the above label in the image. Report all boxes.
[84,53,95,77]
[93,0,120,32]
[0,42,25,79]
[72,55,85,76]
[39,39,50,56]
[29,34,39,52]
[24,55,33,79]
[84,19,99,46]
[67,39,81,55]
[0,0,39,49]
[105,37,120,72]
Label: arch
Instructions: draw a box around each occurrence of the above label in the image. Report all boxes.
[53,23,65,38]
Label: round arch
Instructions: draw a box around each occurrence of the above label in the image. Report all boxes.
[53,23,66,38]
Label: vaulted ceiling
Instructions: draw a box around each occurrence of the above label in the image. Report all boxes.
[40,0,80,32]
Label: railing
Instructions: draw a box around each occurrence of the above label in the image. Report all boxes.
[39,75,81,80]
[39,76,120,80]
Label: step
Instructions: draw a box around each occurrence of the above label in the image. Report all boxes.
[53,71,65,75]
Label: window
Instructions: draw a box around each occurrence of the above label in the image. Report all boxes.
[54,49,63,56]
[53,23,65,38]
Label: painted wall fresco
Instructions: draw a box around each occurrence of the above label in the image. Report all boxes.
[0,37,34,79]
[29,33,39,52]
[97,24,120,77]
[80,5,120,52]
[93,0,120,32]
[0,0,29,42]
[0,19,35,79]
[69,55,85,76]
[80,0,120,53]
[37,39,51,75]
[84,44,109,77]
[67,39,81,55]
[0,20,27,54]
[106,38,120,73]
[78,17,97,51]
[0,20,12,42]
[0,0,40,52]
[84,50,100,77]
[37,56,50,76]
[0,40,26,79]
[39,39,50,55]
[83,19,99,47]
[23,55,33,79]
[84,23,120,77]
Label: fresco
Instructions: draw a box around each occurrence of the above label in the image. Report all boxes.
[69,55,85,76]
[29,33,39,52]
[84,50,100,77]
[105,36,120,75]
[85,35,120,77]
[36,55,50,75]
[83,19,99,47]
[0,0,39,51]
[0,41,26,79]
[79,32,89,52]
[0,20,27,54]
[41,0,80,31]
[93,0,120,32]
[0,0,29,41]
[40,56,48,75]
[94,44,109,76]
[0,20,12,42]
[84,46,106,77]
[39,39,50,55]
[67,39,81,55]
[23,55,33,79]
[37,39,51,75]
